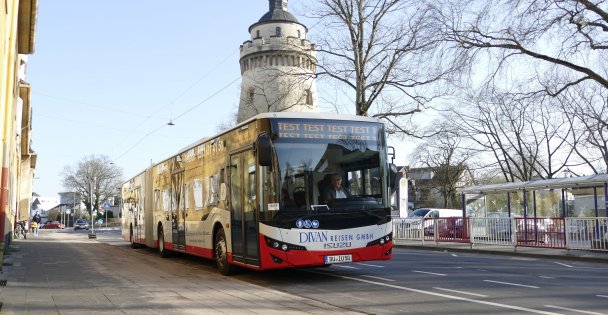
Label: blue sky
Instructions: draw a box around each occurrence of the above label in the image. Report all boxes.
[28,1,411,197]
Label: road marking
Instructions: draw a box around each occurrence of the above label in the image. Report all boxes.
[553,262,573,268]
[597,295,608,299]
[539,276,555,279]
[545,305,606,315]
[484,280,539,289]
[306,270,562,314]
[361,275,395,282]
[434,287,487,298]
[356,263,384,268]
[451,253,458,257]
[412,270,447,276]
[334,265,359,269]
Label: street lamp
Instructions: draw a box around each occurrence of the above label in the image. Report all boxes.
[89,181,95,236]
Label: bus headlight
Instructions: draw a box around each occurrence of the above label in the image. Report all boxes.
[366,233,392,247]
[264,236,307,252]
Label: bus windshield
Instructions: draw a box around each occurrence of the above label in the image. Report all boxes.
[269,119,389,215]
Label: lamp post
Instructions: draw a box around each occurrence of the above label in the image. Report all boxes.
[90,181,95,235]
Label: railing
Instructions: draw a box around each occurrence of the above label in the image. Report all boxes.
[392,217,608,252]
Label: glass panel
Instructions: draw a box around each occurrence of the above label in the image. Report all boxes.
[567,187,597,217]
[535,189,561,217]
[270,119,387,213]
[465,194,485,217]
[230,156,243,256]
[244,152,259,259]
[510,191,525,217]
[598,186,606,217]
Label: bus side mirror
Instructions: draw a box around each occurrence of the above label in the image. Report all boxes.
[389,163,398,190]
[256,134,272,167]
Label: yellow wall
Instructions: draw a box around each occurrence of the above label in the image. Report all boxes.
[0,0,37,243]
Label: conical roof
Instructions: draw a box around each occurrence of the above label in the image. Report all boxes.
[249,0,305,32]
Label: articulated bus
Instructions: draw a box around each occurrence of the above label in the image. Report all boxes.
[122,112,395,274]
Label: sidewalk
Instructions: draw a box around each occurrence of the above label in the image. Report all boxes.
[0,231,363,315]
[394,239,608,263]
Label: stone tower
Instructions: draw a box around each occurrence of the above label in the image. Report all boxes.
[237,0,318,122]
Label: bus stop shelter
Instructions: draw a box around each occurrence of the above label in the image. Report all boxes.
[460,174,608,219]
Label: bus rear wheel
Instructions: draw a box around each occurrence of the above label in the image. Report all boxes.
[214,229,234,275]
[130,225,137,249]
[158,226,169,258]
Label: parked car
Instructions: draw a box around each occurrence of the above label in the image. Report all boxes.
[41,221,64,229]
[73,219,90,230]
[437,217,468,239]
[516,218,550,243]
[407,208,464,236]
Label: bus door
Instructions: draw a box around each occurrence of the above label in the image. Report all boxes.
[229,149,260,266]
[171,170,186,250]
[133,187,142,242]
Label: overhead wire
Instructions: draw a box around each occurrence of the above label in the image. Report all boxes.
[113,76,241,162]
[112,49,240,161]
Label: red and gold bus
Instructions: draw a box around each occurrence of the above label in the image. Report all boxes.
[122,112,394,274]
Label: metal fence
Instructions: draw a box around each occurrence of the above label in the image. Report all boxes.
[392,217,608,251]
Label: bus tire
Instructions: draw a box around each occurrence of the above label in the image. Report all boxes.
[214,229,234,275]
[130,225,137,249]
[158,226,170,258]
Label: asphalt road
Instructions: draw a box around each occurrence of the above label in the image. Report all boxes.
[233,248,608,315]
[50,229,608,314]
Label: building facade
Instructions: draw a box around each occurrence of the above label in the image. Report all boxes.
[237,0,318,122]
[1,0,38,248]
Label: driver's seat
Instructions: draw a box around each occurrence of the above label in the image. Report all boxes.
[317,174,333,203]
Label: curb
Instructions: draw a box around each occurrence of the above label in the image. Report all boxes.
[393,243,608,264]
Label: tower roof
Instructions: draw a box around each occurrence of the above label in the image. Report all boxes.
[249,0,305,32]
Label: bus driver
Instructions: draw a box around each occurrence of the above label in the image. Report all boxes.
[324,174,350,202]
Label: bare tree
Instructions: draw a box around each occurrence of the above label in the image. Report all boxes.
[304,0,463,135]
[437,0,607,97]
[561,85,608,174]
[410,121,474,208]
[62,155,123,219]
[453,90,575,182]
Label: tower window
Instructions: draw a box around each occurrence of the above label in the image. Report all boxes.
[297,30,301,38]
[276,27,282,36]
[304,89,313,105]
[256,30,261,38]
[248,88,255,104]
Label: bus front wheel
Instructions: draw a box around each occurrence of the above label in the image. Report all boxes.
[214,229,234,275]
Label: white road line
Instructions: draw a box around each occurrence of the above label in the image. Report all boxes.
[434,287,488,298]
[553,262,573,268]
[412,270,447,276]
[334,265,359,269]
[597,295,608,299]
[545,305,607,315]
[356,263,384,268]
[305,270,562,315]
[361,275,395,282]
[539,276,555,279]
[484,280,539,289]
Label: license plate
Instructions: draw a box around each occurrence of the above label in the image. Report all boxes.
[324,254,352,264]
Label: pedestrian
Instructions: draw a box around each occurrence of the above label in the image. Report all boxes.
[31,220,38,236]
[32,211,41,236]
